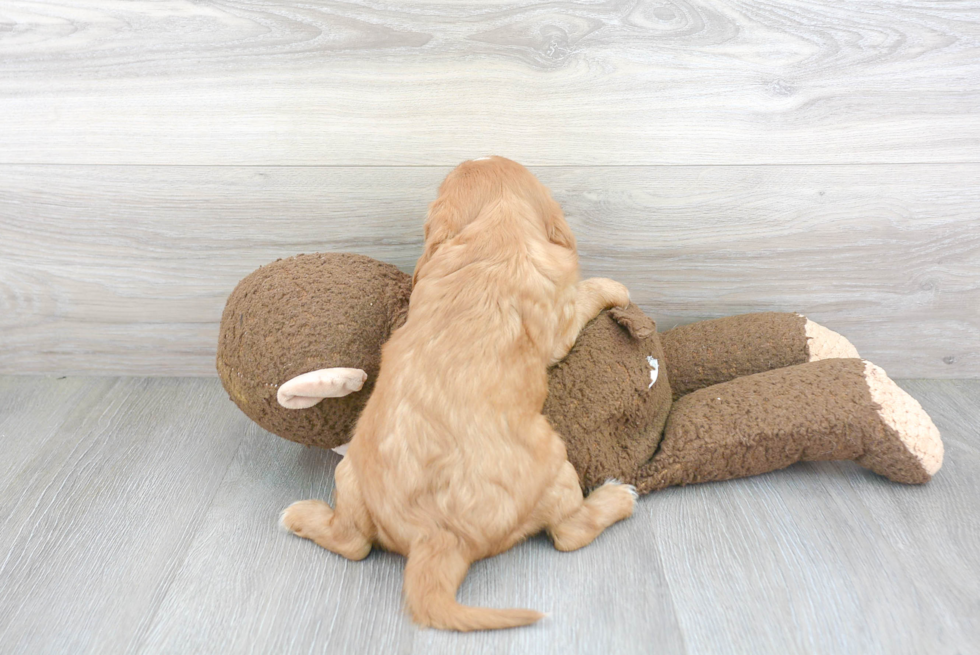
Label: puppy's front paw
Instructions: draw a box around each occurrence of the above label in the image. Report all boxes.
[596,278,631,309]
[280,499,333,539]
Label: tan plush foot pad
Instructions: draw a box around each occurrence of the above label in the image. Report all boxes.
[861,361,943,480]
[804,318,860,361]
[632,358,943,493]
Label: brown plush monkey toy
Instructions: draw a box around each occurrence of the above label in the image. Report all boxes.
[217,252,943,493]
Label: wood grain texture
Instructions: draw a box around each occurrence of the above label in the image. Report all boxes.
[0,0,978,166]
[2,164,977,377]
[856,379,980,644]
[0,377,247,654]
[652,378,980,654]
[0,376,977,654]
[137,429,417,655]
[139,416,686,655]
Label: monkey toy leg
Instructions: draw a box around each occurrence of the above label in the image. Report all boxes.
[660,312,859,399]
[630,358,943,494]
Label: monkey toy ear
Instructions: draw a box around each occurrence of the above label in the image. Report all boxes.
[608,303,657,340]
[277,368,368,409]
[216,252,413,451]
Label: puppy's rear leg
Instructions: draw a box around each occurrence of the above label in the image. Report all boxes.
[546,462,636,552]
[281,458,372,560]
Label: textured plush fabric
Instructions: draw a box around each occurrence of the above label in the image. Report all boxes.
[661,312,809,400]
[217,254,940,495]
[216,255,674,483]
[632,358,935,493]
[543,304,672,491]
[216,253,412,449]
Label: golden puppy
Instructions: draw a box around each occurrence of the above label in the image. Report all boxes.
[281,157,635,631]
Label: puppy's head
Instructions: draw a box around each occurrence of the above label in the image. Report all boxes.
[413,156,574,285]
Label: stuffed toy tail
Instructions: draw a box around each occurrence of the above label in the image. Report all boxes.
[403,532,544,631]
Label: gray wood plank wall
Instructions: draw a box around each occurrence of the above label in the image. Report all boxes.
[1,1,978,377]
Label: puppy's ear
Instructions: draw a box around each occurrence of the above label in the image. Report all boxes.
[546,205,576,250]
[413,195,464,287]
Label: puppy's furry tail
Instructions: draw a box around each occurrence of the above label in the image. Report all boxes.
[404,531,544,632]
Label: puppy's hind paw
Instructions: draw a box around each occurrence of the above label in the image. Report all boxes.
[601,478,638,499]
[280,499,334,539]
[592,479,638,520]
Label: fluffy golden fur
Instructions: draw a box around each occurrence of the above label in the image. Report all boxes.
[281,157,635,631]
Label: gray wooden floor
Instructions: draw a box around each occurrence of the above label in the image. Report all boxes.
[0,376,977,654]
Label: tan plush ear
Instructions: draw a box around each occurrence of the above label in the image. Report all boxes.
[277,368,368,409]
